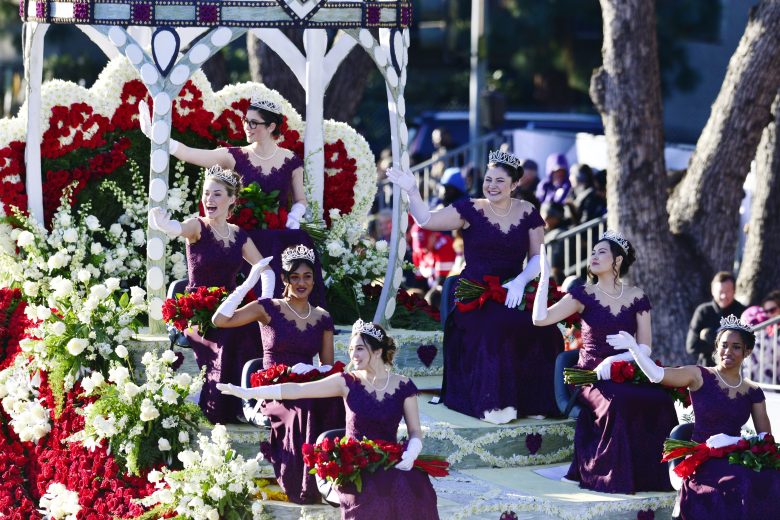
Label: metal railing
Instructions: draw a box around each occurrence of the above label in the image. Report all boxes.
[747,315,780,391]
[543,215,608,280]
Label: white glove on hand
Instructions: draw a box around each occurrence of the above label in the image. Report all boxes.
[286,203,306,230]
[148,207,183,238]
[212,257,273,321]
[290,363,315,375]
[259,268,276,300]
[705,433,742,449]
[395,437,422,471]
[139,100,180,153]
[386,166,417,193]
[502,254,541,308]
[606,331,664,383]
[217,382,282,401]
[532,246,552,323]
[387,167,431,226]
[318,364,333,373]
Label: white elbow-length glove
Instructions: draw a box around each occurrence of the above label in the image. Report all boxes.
[290,363,316,375]
[395,437,422,471]
[532,245,552,323]
[259,267,276,300]
[606,331,663,383]
[502,254,541,308]
[386,167,431,226]
[212,257,273,322]
[704,433,742,449]
[317,364,333,373]
[148,207,183,238]
[139,100,180,153]
[217,382,282,401]
[285,203,306,230]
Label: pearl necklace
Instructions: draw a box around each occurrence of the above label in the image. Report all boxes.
[209,221,232,240]
[715,368,743,389]
[596,282,624,300]
[367,369,391,392]
[488,198,513,218]
[250,145,278,162]
[284,298,311,320]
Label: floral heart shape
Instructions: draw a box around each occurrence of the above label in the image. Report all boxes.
[499,512,518,520]
[416,344,437,367]
[525,433,542,455]
[636,510,655,520]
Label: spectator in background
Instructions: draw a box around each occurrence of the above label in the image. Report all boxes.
[536,153,571,205]
[593,169,607,201]
[430,127,454,182]
[686,271,747,366]
[565,163,606,224]
[743,290,780,384]
[514,159,540,208]
[412,225,456,309]
[434,167,469,208]
[369,208,393,242]
[540,201,569,284]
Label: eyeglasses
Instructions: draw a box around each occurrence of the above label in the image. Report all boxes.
[764,305,779,315]
[242,117,272,130]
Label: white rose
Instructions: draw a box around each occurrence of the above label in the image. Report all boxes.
[123,382,141,399]
[329,208,341,220]
[59,213,72,227]
[173,373,192,387]
[167,196,183,212]
[16,230,35,247]
[84,215,100,231]
[50,321,67,336]
[326,241,345,258]
[115,344,128,358]
[158,438,171,451]
[139,399,160,422]
[109,223,123,237]
[116,246,128,259]
[63,228,79,243]
[49,276,73,298]
[177,450,198,467]
[147,469,163,483]
[130,286,146,306]
[160,386,179,405]
[178,430,189,443]
[161,350,177,364]
[131,229,146,246]
[108,366,130,386]
[66,338,89,356]
[90,284,109,299]
[105,278,121,292]
[47,253,67,270]
[22,281,39,297]
[77,269,92,283]
[90,242,103,255]
[375,240,388,253]
[36,306,51,320]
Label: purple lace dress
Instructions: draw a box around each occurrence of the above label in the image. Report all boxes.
[337,373,439,519]
[256,299,345,504]
[679,367,780,519]
[564,284,677,493]
[441,198,563,418]
[228,148,327,307]
[184,219,263,424]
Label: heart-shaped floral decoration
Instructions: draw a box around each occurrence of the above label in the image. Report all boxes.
[525,432,542,455]
[416,344,437,368]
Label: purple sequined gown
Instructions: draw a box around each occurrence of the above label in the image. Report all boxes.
[442,198,563,418]
[338,373,439,519]
[565,284,677,493]
[184,219,262,424]
[228,148,327,306]
[679,366,780,519]
[256,299,345,504]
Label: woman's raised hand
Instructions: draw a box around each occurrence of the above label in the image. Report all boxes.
[386,166,417,193]
[138,100,153,139]
[217,382,281,401]
[148,207,182,237]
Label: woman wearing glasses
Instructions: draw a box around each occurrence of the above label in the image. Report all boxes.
[138,96,327,305]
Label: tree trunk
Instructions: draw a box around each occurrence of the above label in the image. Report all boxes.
[592,0,700,364]
[323,34,373,123]
[668,2,780,276]
[737,92,780,305]
[247,30,306,116]
[200,49,228,92]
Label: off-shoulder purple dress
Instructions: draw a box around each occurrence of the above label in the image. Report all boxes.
[679,367,780,519]
[441,198,563,418]
[256,299,345,504]
[228,148,327,307]
[565,284,677,493]
[337,373,439,519]
[184,219,263,423]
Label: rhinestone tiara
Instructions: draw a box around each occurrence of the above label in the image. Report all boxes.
[204,165,238,187]
[249,94,282,115]
[281,244,315,270]
[352,319,384,342]
[600,230,629,254]
[717,314,754,335]
[488,149,522,170]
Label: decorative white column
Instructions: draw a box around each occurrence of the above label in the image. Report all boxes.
[303,29,327,217]
[22,22,49,225]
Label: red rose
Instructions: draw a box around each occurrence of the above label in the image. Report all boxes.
[620,362,635,380]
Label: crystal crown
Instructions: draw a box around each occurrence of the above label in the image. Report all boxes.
[718,314,753,334]
[249,95,282,115]
[281,244,315,269]
[205,165,238,187]
[352,319,384,342]
[488,149,522,169]
[600,230,629,254]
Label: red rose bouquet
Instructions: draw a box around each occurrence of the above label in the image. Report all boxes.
[227,182,288,230]
[663,434,780,478]
[564,360,692,407]
[303,436,449,492]
[249,361,347,387]
[161,286,227,336]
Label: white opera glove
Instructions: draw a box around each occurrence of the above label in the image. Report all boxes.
[259,268,276,300]
[138,100,180,153]
[593,352,635,381]
[286,202,306,230]
[502,254,541,308]
[395,437,422,471]
[217,382,282,401]
[386,166,417,193]
[387,167,431,226]
[317,364,333,373]
[705,433,742,449]
[212,257,273,322]
[148,207,183,238]
[290,363,316,375]
[606,331,664,383]
[532,246,552,323]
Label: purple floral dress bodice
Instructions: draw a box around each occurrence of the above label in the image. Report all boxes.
[186,219,248,291]
[690,366,765,443]
[341,373,418,441]
[228,147,303,208]
[568,285,652,370]
[258,299,334,368]
[452,198,545,280]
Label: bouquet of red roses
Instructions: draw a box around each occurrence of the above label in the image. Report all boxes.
[663,434,780,478]
[161,286,227,336]
[228,182,288,230]
[303,436,449,492]
[564,360,692,407]
[249,361,347,387]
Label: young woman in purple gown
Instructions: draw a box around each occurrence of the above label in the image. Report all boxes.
[386,150,563,423]
[211,244,344,504]
[531,231,678,493]
[139,96,327,305]
[610,315,780,519]
[217,320,440,519]
[148,167,274,424]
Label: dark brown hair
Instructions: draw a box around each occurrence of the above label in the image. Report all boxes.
[247,107,284,138]
[354,323,397,365]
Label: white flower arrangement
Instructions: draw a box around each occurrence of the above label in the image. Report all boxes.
[70,350,204,475]
[38,482,81,520]
[0,355,51,444]
[141,424,265,520]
